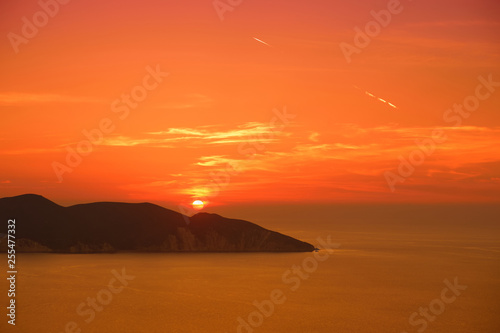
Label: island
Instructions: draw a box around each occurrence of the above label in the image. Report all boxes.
[0,194,315,253]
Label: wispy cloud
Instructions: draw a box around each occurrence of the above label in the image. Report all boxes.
[105,122,286,148]
[174,124,500,202]
[309,132,320,142]
[100,136,175,148]
[153,122,281,141]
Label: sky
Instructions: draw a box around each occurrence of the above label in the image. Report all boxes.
[1,0,499,210]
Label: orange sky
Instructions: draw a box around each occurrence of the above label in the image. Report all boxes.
[1,0,499,208]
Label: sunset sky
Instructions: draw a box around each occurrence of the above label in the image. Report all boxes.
[1,0,499,209]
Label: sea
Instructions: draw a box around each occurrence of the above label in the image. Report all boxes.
[2,204,499,332]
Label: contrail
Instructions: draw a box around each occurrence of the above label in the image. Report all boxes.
[253,37,271,47]
[353,85,398,109]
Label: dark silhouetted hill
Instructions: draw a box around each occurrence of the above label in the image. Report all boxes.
[0,194,314,253]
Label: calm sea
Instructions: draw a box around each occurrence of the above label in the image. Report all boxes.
[2,205,499,332]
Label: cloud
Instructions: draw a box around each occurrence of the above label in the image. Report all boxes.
[95,123,500,203]
[196,155,234,167]
[165,122,281,142]
[173,124,500,201]
[106,122,286,148]
[309,132,320,142]
[100,136,175,148]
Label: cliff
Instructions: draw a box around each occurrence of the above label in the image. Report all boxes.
[0,194,314,253]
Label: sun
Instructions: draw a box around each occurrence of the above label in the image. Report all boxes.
[192,200,204,210]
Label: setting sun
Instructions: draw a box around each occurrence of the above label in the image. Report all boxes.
[192,200,205,210]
